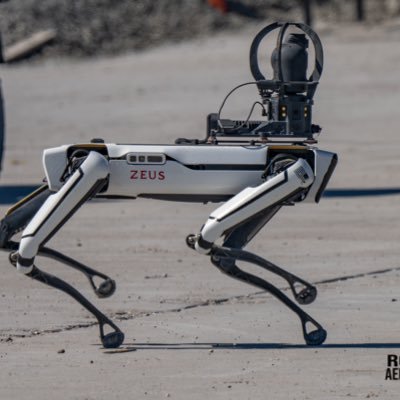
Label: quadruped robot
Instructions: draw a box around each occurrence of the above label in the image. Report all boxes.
[0,22,337,348]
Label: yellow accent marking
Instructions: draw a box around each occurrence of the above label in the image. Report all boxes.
[269,145,308,150]
[71,144,107,149]
[5,185,48,216]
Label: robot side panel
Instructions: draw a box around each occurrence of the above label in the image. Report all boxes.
[41,144,336,203]
[105,160,265,198]
[106,144,269,165]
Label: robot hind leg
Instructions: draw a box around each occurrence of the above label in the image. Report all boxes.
[219,207,318,306]
[211,255,326,346]
[213,208,324,345]
[188,158,327,345]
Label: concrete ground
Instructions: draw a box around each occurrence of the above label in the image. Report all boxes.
[1,21,400,399]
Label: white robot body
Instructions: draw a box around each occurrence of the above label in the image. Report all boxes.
[43,143,336,203]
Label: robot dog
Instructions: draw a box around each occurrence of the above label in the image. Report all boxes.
[0,23,337,348]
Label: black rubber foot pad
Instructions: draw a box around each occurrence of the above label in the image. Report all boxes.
[185,234,196,250]
[102,331,125,348]
[95,279,116,298]
[305,328,327,346]
[295,286,317,305]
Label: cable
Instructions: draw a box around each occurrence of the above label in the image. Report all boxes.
[232,101,266,132]
[216,81,261,131]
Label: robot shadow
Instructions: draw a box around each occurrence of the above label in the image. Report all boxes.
[0,185,40,205]
[324,188,400,198]
[2,185,400,205]
[103,342,400,354]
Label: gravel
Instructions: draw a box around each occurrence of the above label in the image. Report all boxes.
[0,0,297,58]
[0,0,400,59]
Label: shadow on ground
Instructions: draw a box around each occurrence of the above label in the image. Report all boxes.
[2,185,400,206]
[103,342,400,354]
[0,185,40,205]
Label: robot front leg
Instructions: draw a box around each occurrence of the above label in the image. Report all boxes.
[16,151,109,273]
[189,158,327,345]
[1,183,117,299]
[9,151,124,348]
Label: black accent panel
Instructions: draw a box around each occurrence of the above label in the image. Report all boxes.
[165,155,265,171]
[315,153,338,203]
[183,164,265,171]
[96,195,137,200]
[138,194,232,203]
[198,235,213,250]
[17,255,34,267]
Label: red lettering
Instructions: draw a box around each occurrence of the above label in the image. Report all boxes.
[148,171,157,180]
[130,169,165,180]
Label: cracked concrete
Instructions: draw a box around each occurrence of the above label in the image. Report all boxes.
[1,22,400,399]
[2,262,399,343]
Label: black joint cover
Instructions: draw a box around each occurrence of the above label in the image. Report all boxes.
[17,254,35,267]
[198,235,213,250]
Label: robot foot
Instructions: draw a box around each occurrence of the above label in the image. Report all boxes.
[211,247,326,346]
[38,247,116,298]
[26,264,124,348]
[211,245,317,305]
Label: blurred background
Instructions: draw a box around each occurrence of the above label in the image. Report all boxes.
[1,0,400,187]
[1,0,400,59]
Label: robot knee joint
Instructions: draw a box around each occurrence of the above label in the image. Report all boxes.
[194,235,214,255]
[211,255,236,275]
[16,254,34,274]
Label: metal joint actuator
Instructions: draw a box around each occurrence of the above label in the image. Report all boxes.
[0,22,337,348]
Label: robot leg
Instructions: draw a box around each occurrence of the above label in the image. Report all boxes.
[211,255,326,345]
[16,151,109,273]
[188,158,327,345]
[217,208,318,305]
[0,184,117,299]
[5,151,124,348]
[194,158,314,254]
